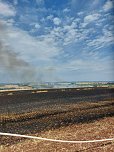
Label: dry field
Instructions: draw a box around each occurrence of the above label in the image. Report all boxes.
[0,88,114,151]
[1,116,114,152]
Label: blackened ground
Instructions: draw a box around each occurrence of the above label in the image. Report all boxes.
[0,87,114,114]
[0,87,114,145]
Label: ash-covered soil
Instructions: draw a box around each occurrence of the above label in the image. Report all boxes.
[0,87,114,114]
[0,87,114,146]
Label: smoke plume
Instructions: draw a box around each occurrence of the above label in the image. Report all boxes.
[0,21,36,83]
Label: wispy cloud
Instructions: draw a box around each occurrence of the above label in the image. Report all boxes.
[103,0,113,11]
[0,1,16,16]
[0,0,114,82]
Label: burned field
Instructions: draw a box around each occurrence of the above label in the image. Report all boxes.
[0,87,114,148]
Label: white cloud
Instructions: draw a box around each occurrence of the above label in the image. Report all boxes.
[29,23,41,33]
[53,17,61,25]
[45,17,84,46]
[36,0,44,5]
[13,0,18,5]
[0,20,61,64]
[77,11,84,16]
[30,22,41,28]
[92,0,100,6]
[0,1,16,16]
[103,0,113,11]
[86,28,114,50]
[47,15,53,20]
[0,0,113,82]
[63,28,77,45]
[62,18,87,45]
[34,23,41,29]
[84,13,100,24]
[63,8,70,13]
[61,54,114,74]
[81,13,100,28]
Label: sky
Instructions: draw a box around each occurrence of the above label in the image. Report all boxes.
[0,0,114,83]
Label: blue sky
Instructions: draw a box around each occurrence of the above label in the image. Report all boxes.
[0,0,114,83]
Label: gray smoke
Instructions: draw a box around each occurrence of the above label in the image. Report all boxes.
[0,21,61,83]
[0,42,29,70]
[0,21,36,83]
